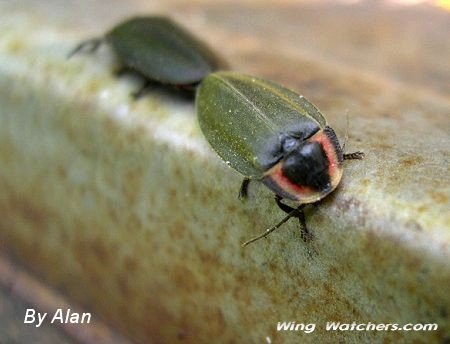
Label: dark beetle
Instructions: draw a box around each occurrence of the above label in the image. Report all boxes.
[69,16,225,97]
[196,72,364,246]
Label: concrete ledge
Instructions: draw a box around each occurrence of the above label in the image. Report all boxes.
[0,2,449,343]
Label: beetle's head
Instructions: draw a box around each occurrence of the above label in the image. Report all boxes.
[262,127,344,203]
[282,141,331,192]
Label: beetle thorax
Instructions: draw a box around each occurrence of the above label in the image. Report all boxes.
[262,127,343,203]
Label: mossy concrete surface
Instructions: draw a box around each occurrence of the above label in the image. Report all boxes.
[0,1,449,343]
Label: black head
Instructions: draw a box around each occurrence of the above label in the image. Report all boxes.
[281,141,331,192]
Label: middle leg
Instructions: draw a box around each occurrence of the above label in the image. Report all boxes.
[275,196,312,242]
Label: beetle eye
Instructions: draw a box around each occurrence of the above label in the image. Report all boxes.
[282,136,298,152]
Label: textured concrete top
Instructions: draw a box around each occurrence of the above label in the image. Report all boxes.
[0,1,449,343]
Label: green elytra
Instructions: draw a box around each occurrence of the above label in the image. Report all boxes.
[196,72,327,178]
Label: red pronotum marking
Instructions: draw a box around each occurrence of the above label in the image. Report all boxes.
[308,130,339,178]
[265,129,342,202]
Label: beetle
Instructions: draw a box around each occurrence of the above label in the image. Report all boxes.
[196,71,364,246]
[68,16,225,98]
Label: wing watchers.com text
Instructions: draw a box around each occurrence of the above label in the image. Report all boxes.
[277,321,438,333]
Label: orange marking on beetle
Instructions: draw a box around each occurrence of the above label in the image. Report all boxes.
[263,128,344,204]
[273,164,308,195]
[265,163,316,202]
[309,130,339,178]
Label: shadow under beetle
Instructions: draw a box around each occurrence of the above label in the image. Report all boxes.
[196,72,364,246]
[68,16,224,98]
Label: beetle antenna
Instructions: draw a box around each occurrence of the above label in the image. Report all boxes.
[342,110,349,153]
[67,38,103,59]
[241,206,301,247]
[341,112,364,160]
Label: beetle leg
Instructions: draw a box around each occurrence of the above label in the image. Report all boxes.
[177,83,197,92]
[275,196,312,243]
[296,207,314,243]
[170,85,196,100]
[114,66,133,77]
[67,38,103,59]
[238,178,251,200]
[131,80,157,99]
[343,151,365,160]
[274,195,295,213]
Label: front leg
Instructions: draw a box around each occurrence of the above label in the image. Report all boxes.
[343,151,365,160]
[67,38,103,58]
[114,66,133,77]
